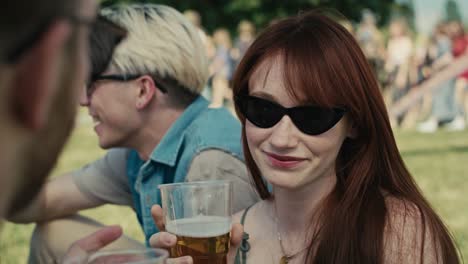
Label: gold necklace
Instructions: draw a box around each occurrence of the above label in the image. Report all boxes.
[274,202,310,264]
[277,228,310,264]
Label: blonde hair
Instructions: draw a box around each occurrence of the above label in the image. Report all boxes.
[102,4,208,94]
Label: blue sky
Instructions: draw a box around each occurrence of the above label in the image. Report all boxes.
[413,0,468,35]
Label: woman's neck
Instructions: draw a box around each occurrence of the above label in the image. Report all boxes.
[271,173,337,236]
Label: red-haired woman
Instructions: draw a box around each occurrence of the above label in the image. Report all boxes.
[229,11,459,264]
[150,10,460,264]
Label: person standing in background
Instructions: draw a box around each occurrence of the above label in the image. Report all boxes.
[446,20,468,131]
[417,22,456,133]
[232,20,256,69]
[356,9,385,84]
[209,28,236,114]
[184,9,208,45]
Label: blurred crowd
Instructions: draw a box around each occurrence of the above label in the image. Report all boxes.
[184,9,468,132]
[184,10,255,116]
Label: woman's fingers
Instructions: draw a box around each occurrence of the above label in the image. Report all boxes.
[230,223,244,248]
[151,204,166,231]
[149,231,193,264]
[227,223,244,263]
[149,231,177,248]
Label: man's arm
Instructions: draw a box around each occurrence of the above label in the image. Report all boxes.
[7,174,103,223]
[8,148,133,223]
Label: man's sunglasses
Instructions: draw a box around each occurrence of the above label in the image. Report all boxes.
[235,94,346,135]
[86,74,168,99]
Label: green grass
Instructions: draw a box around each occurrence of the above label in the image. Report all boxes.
[395,129,468,261]
[0,113,467,263]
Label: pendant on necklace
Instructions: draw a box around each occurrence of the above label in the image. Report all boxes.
[280,255,291,264]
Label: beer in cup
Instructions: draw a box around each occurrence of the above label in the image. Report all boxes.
[159,180,232,264]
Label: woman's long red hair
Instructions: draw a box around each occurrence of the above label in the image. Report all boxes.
[232,10,460,263]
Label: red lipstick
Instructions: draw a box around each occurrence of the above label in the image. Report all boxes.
[265,152,306,169]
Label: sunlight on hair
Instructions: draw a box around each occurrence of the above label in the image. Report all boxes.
[101,4,209,94]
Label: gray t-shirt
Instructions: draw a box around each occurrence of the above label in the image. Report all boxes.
[72,148,259,213]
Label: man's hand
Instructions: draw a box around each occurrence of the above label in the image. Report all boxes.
[62,225,123,264]
[150,205,244,264]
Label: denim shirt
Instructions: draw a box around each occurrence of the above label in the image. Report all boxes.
[126,96,244,243]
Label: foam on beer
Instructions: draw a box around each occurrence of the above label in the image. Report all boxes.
[166,215,231,238]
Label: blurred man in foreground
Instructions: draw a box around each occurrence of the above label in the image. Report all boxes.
[0,0,130,262]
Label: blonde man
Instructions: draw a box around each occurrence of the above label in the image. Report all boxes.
[9,4,258,263]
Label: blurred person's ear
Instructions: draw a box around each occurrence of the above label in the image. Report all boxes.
[10,21,71,131]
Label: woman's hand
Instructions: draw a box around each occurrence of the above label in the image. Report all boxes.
[150,205,244,264]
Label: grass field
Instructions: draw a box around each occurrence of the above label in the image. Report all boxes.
[0,113,467,263]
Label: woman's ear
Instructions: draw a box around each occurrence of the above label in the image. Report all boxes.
[10,21,71,131]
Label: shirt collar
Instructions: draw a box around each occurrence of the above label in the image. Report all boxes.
[149,95,209,166]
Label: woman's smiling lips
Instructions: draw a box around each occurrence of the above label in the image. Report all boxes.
[264,151,307,169]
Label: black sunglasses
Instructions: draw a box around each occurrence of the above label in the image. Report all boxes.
[86,74,168,99]
[235,94,346,135]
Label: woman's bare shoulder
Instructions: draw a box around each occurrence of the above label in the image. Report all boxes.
[383,195,441,263]
[385,195,421,217]
[233,200,269,226]
[232,200,265,223]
